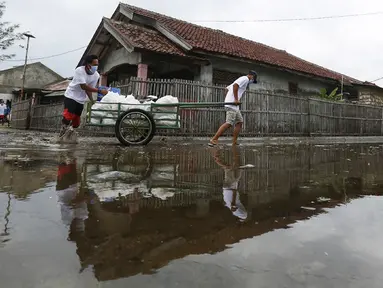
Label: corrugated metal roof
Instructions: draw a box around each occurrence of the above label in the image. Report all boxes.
[44,91,65,97]
[44,79,71,91]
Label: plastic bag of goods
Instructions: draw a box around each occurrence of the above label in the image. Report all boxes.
[90,92,134,122]
[153,95,179,126]
[90,102,113,118]
[155,95,178,112]
[102,113,117,126]
[89,91,123,119]
[89,92,156,124]
[155,114,180,127]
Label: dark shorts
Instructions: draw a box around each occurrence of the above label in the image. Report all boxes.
[62,97,84,128]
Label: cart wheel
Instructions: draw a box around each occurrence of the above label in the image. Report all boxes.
[115,109,156,146]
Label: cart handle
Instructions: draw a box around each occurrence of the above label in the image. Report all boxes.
[151,102,242,108]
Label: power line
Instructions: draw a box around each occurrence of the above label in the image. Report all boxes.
[371,76,383,82]
[3,46,87,62]
[191,11,383,23]
[2,11,382,62]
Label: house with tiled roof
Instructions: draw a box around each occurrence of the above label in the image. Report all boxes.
[80,3,383,105]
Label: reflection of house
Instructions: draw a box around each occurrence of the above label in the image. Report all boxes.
[0,62,64,102]
[69,183,364,282]
[80,3,383,103]
[0,158,58,199]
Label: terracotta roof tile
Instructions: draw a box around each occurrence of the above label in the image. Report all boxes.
[106,19,187,57]
[121,4,365,85]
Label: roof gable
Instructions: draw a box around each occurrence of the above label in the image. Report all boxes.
[105,19,187,57]
[0,62,63,80]
[0,62,64,89]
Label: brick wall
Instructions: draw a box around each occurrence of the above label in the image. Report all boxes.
[358,87,383,106]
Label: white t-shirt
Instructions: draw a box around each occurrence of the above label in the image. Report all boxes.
[0,104,5,115]
[222,168,247,220]
[224,76,250,110]
[57,185,89,228]
[64,66,100,104]
[223,189,248,220]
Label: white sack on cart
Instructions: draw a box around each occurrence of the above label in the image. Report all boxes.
[152,95,179,126]
[90,93,180,126]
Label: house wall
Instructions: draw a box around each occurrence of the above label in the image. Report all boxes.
[204,56,335,96]
[99,47,338,98]
[143,53,199,80]
[0,93,12,101]
[99,47,142,74]
[195,64,213,83]
[0,64,62,89]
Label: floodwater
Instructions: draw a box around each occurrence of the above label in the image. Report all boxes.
[1,142,383,288]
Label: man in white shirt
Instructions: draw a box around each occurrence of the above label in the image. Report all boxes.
[59,55,108,138]
[209,70,258,146]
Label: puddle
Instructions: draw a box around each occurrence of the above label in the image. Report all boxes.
[1,144,383,287]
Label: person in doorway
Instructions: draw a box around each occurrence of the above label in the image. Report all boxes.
[0,100,6,126]
[211,146,248,222]
[209,71,258,146]
[59,55,108,139]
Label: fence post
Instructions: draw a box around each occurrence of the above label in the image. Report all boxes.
[381,108,383,136]
[360,106,363,136]
[266,91,269,135]
[307,98,311,137]
[25,98,32,130]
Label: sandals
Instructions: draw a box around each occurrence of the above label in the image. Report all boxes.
[208,139,218,147]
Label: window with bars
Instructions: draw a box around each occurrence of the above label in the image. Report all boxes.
[289,82,298,95]
[213,69,243,85]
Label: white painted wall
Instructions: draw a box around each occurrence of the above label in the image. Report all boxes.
[0,63,62,90]
[195,64,213,83]
[100,48,142,73]
[209,57,334,96]
[0,93,12,101]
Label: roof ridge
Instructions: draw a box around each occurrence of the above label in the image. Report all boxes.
[282,50,359,82]
[120,3,366,85]
[121,3,288,54]
[107,17,161,34]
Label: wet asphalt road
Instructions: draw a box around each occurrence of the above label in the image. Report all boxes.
[1,129,383,287]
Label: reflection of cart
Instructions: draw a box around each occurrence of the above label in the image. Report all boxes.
[85,101,237,146]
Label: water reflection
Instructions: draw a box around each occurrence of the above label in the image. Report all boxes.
[56,153,88,231]
[210,147,247,221]
[1,144,383,283]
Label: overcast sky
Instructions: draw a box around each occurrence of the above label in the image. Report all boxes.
[2,0,383,86]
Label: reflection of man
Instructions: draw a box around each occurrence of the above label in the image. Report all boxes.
[211,147,247,221]
[56,154,88,230]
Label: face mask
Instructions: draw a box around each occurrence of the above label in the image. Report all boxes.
[89,65,98,74]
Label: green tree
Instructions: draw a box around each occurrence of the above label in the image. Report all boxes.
[318,87,343,101]
[0,1,24,61]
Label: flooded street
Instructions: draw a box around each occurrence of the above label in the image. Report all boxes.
[1,139,383,287]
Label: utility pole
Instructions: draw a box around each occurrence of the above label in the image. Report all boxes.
[20,33,35,101]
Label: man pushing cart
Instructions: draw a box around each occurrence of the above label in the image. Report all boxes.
[82,70,258,147]
[209,70,258,147]
[58,55,108,142]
